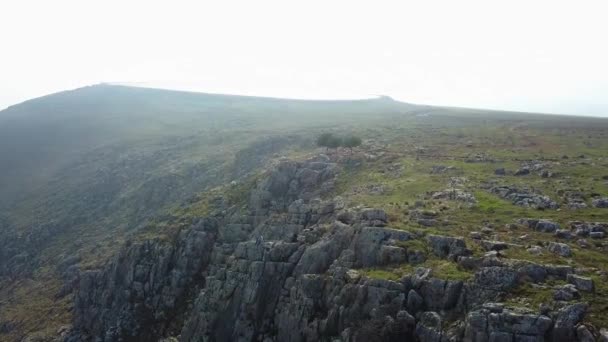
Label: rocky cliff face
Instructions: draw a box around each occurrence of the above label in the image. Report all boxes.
[72,218,218,340]
[67,155,598,342]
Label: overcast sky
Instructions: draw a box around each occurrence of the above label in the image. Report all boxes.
[1,0,607,116]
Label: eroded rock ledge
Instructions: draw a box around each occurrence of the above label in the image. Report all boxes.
[67,156,599,342]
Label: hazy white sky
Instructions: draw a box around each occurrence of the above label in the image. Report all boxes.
[1,0,607,116]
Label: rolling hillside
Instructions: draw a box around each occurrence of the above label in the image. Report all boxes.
[1,85,608,341]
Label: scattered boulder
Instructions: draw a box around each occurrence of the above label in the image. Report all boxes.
[555,229,573,239]
[554,284,580,301]
[426,235,470,260]
[337,210,356,225]
[571,221,608,237]
[514,167,530,176]
[431,188,476,205]
[563,191,588,209]
[494,168,506,176]
[410,210,439,227]
[548,242,572,257]
[590,231,605,239]
[430,165,454,174]
[518,263,548,283]
[536,220,560,232]
[545,265,574,280]
[518,218,559,232]
[577,239,590,248]
[465,153,494,163]
[567,274,594,292]
[567,200,588,209]
[492,186,559,209]
[540,170,554,178]
[593,198,608,208]
[480,227,493,235]
[527,246,543,255]
[448,176,468,188]
[480,240,509,251]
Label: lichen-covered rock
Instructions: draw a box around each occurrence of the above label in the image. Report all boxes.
[567,274,594,292]
[548,242,572,257]
[463,306,552,342]
[410,209,440,227]
[294,221,354,274]
[249,158,337,213]
[353,226,412,267]
[555,229,573,239]
[426,235,470,260]
[415,312,443,342]
[554,284,580,301]
[570,221,608,237]
[517,263,548,283]
[431,188,477,205]
[480,240,509,251]
[527,245,543,255]
[492,186,559,209]
[518,218,560,232]
[544,264,574,280]
[576,325,595,342]
[552,303,588,342]
[592,197,608,208]
[473,266,518,291]
[590,231,605,239]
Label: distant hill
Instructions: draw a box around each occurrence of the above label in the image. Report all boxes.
[0,84,412,210]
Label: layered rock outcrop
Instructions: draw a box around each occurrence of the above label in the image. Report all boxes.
[67,156,597,341]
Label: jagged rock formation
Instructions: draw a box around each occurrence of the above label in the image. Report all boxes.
[67,155,596,342]
[491,186,560,209]
[72,218,218,340]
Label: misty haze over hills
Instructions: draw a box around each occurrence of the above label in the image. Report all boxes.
[3,82,607,117]
[1,0,608,340]
[1,84,608,341]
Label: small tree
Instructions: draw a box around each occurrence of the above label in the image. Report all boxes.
[316,133,341,151]
[326,135,342,149]
[316,133,334,150]
[342,135,362,152]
